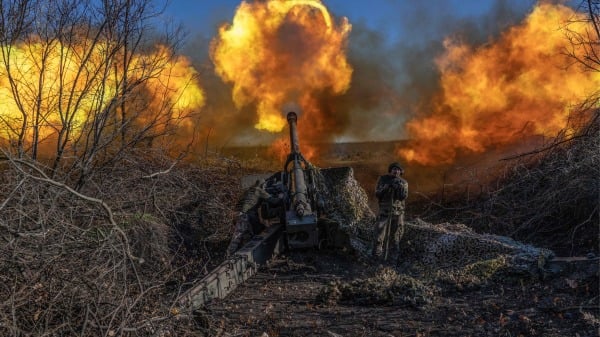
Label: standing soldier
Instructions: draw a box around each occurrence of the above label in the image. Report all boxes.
[372,162,408,261]
[226,179,271,256]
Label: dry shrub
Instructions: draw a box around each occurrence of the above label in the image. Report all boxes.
[317,267,437,308]
[420,108,599,256]
[0,149,248,336]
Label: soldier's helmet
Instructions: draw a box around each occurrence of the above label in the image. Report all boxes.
[388,162,404,174]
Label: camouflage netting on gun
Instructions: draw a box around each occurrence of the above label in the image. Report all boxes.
[313,166,375,241]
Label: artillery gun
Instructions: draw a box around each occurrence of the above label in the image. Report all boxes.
[178,110,353,310]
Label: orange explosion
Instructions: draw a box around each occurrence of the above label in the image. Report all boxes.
[398,3,600,166]
[210,0,352,158]
[0,39,204,151]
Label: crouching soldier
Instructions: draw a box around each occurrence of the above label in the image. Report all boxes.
[226,179,271,256]
[372,162,408,262]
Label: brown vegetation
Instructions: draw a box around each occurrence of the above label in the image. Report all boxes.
[414,108,599,256]
[0,149,251,336]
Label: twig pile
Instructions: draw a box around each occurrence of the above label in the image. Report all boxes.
[0,149,247,336]
[317,267,437,308]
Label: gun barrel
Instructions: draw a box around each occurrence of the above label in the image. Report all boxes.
[286,111,311,217]
[287,112,301,154]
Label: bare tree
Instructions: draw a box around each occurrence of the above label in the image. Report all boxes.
[0,0,196,190]
[564,1,600,72]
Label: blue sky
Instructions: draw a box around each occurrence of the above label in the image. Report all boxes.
[160,0,541,43]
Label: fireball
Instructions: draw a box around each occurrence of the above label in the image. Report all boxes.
[210,0,353,138]
[398,3,599,165]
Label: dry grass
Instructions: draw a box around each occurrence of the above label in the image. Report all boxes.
[415,108,599,256]
[0,148,254,336]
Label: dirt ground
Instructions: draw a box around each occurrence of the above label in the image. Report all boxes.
[188,246,598,337]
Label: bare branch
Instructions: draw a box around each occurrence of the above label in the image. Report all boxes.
[0,149,116,226]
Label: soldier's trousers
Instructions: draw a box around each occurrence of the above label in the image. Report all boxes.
[372,211,405,261]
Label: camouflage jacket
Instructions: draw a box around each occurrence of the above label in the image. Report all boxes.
[237,185,271,213]
[375,174,408,211]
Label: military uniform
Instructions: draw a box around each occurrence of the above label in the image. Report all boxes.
[372,163,408,261]
[226,180,271,256]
